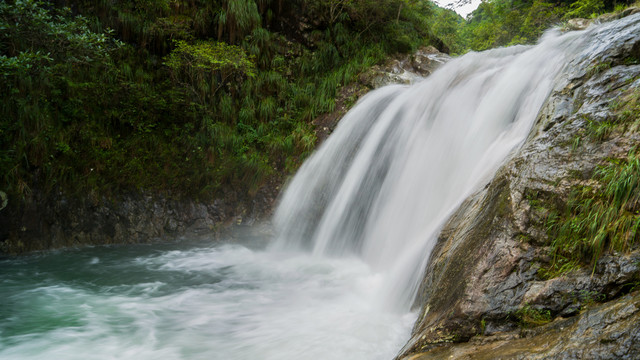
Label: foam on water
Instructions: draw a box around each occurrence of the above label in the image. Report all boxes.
[0,243,414,360]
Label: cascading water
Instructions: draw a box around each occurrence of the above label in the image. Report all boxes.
[4,16,637,360]
[272,27,588,312]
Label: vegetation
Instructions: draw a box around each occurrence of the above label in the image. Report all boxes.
[436,0,640,280]
[512,304,552,327]
[544,151,640,277]
[1,0,638,205]
[0,0,443,201]
[434,0,639,54]
[539,80,640,279]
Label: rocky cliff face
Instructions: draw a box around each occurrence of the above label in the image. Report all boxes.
[398,11,640,360]
[0,184,278,255]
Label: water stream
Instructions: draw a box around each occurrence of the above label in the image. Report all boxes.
[1,17,629,360]
[272,27,588,311]
[0,239,414,360]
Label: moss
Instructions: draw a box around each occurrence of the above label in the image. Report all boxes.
[612,89,640,126]
[585,61,612,78]
[538,256,582,279]
[512,304,552,328]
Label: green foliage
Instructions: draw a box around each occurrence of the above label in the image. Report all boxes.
[450,0,637,53]
[577,289,606,305]
[583,86,640,141]
[566,0,604,18]
[545,152,640,276]
[512,304,552,328]
[218,0,261,43]
[431,7,465,55]
[164,40,256,106]
[1,0,442,202]
[0,0,122,197]
[586,61,612,78]
[612,88,640,126]
[457,0,567,52]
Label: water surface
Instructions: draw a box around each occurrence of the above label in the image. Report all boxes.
[0,236,415,360]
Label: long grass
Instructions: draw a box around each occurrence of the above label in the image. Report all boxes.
[1,0,439,201]
[545,152,640,277]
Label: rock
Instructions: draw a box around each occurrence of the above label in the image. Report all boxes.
[398,12,640,360]
[0,186,277,254]
[565,18,592,31]
[402,291,640,360]
[364,46,452,89]
[598,7,640,23]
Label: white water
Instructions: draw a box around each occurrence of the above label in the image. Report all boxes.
[6,17,634,359]
[0,242,414,360]
[272,28,589,312]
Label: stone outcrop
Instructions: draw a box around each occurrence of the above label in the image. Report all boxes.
[0,183,278,255]
[363,46,452,89]
[398,12,640,359]
[403,291,640,360]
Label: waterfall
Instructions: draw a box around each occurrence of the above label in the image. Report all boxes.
[272,28,590,311]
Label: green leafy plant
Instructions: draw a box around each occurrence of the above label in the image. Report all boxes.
[2,0,444,204]
[565,0,605,19]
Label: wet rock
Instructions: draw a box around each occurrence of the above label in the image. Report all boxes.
[0,187,276,254]
[403,291,640,360]
[565,18,592,30]
[364,46,451,89]
[398,12,640,360]
[598,7,640,23]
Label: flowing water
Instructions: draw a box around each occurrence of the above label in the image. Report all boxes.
[0,239,414,360]
[272,27,591,311]
[2,17,634,360]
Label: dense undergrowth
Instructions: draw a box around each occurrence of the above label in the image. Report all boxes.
[2,0,635,203]
[0,0,443,201]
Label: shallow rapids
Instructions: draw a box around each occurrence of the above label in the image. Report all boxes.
[0,240,414,360]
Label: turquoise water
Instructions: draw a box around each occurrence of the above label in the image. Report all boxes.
[0,236,414,360]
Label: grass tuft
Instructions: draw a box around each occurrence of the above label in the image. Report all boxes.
[544,151,640,277]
